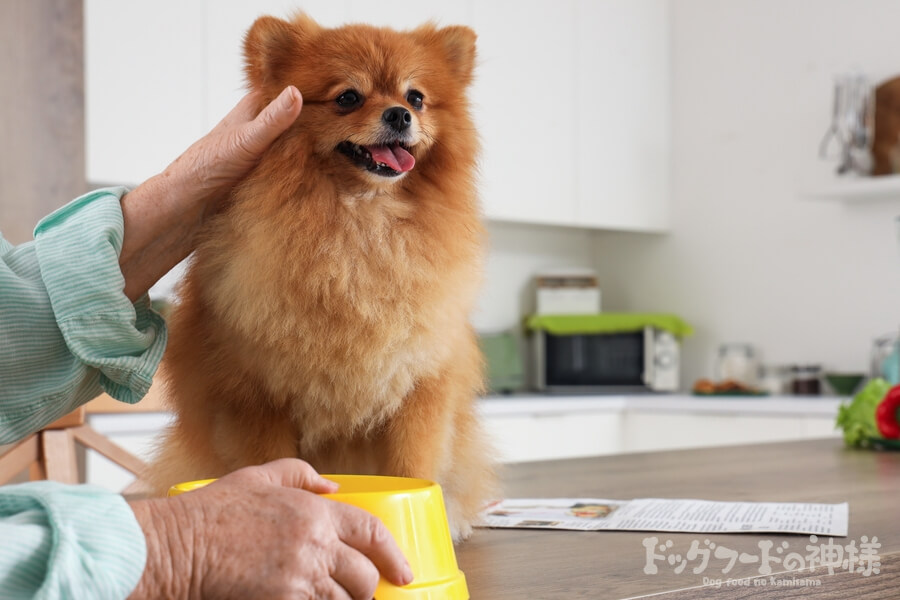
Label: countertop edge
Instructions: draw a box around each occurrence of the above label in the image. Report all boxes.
[478,394,845,418]
[86,394,847,435]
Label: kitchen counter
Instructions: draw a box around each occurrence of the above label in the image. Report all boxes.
[457,438,899,599]
[479,393,845,418]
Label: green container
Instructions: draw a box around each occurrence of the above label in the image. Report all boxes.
[478,331,524,394]
[824,373,866,396]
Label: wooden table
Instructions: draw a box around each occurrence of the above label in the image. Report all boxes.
[457,438,900,599]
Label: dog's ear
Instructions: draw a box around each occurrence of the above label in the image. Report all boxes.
[244,14,318,91]
[416,25,477,86]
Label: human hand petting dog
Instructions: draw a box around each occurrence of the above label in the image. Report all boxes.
[118,85,303,302]
[127,458,413,599]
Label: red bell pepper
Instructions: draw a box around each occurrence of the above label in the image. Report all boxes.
[876,385,900,439]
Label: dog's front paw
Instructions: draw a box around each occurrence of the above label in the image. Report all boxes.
[444,497,475,542]
[448,518,473,543]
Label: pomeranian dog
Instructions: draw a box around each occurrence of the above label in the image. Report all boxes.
[144,13,496,539]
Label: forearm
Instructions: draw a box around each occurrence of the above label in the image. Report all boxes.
[119,171,207,303]
[127,498,195,599]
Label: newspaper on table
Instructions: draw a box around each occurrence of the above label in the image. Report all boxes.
[478,498,849,537]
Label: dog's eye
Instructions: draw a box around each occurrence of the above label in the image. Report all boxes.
[406,90,424,110]
[336,90,362,109]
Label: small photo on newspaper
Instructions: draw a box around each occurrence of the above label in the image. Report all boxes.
[478,498,849,537]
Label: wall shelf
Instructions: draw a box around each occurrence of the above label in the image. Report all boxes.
[803,174,900,201]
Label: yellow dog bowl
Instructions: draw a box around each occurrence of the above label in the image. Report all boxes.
[168,474,468,600]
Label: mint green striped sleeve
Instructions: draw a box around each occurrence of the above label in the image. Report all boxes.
[0,482,146,599]
[0,188,166,598]
[0,187,167,444]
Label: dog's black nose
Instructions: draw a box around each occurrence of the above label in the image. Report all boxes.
[382,106,412,132]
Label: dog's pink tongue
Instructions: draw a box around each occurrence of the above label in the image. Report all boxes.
[367,145,415,172]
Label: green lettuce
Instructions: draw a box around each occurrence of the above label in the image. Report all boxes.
[835,378,890,447]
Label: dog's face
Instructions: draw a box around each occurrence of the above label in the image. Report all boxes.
[244,14,476,188]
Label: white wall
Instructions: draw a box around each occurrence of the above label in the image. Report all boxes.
[474,221,596,333]
[592,0,900,384]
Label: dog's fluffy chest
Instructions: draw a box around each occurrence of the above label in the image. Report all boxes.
[201,197,467,439]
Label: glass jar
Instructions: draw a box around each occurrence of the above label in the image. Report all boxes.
[790,365,822,396]
[871,333,900,384]
[716,344,758,386]
[759,365,789,395]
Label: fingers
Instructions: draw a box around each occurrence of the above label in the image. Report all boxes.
[331,547,381,600]
[263,457,339,493]
[225,458,339,494]
[240,85,303,154]
[331,503,414,588]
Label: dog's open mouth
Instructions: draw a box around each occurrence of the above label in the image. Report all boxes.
[336,141,416,177]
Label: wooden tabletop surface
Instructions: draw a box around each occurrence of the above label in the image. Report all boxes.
[456,438,900,599]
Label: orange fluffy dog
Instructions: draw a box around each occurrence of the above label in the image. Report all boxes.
[145,13,496,539]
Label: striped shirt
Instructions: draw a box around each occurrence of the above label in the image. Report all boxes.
[1,188,167,599]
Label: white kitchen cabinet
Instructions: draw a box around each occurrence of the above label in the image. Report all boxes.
[83,409,621,488]
[81,396,843,491]
[482,411,622,463]
[84,1,670,231]
[471,0,579,227]
[479,394,842,463]
[621,412,840,454]
[575,0,670,231]
[84,0,207,186]
[85,1,346,185]
[84,409,623,490]
[472,0,669,230]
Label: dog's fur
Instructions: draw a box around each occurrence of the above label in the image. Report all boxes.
[144,14,497,539]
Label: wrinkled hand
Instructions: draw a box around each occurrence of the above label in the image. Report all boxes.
[166,85,303,214]
[128,459,413,600]
[119,86,302,301]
